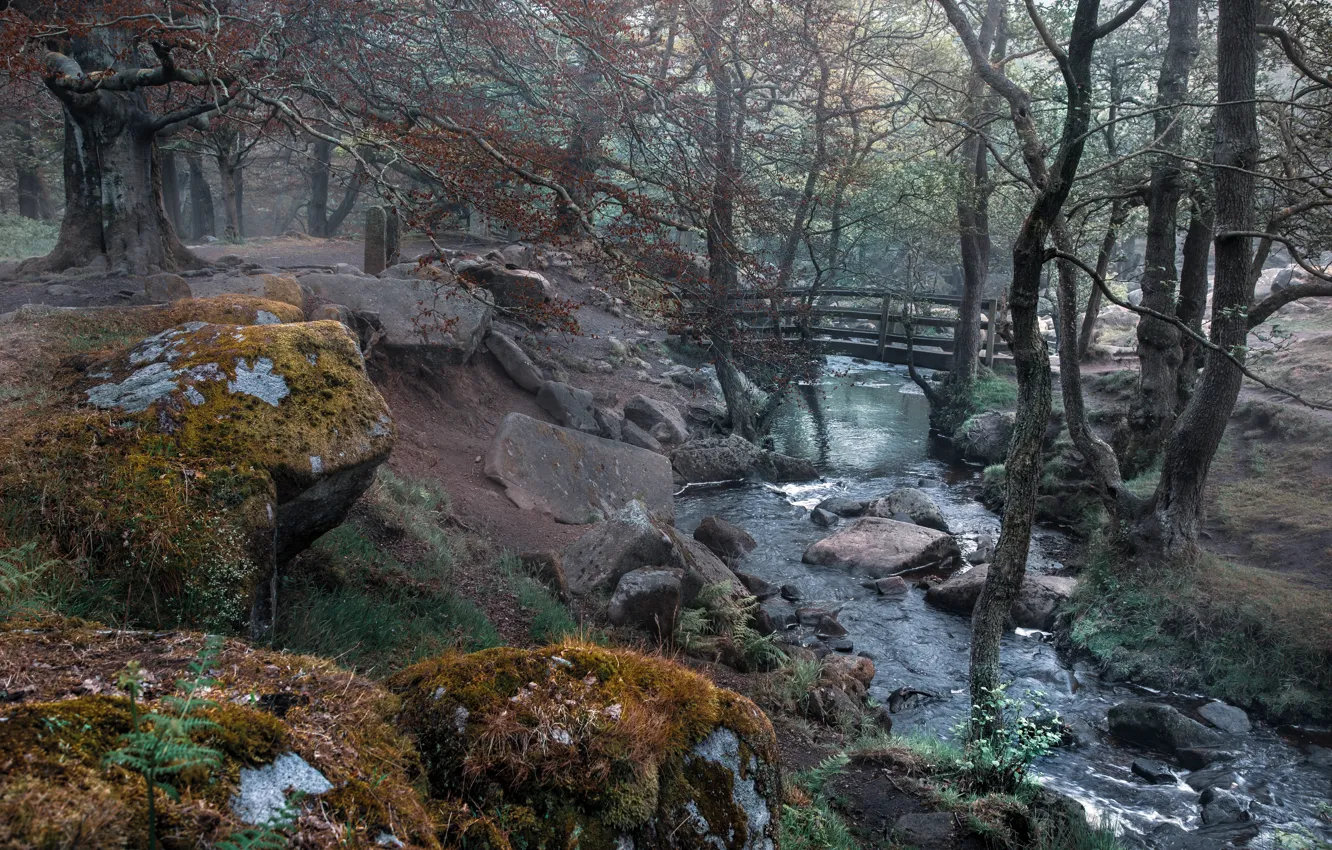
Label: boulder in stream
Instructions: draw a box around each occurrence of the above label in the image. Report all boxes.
[923,566,1076,630]
[802,517,960,578]
[672,434,819,483]
[1108,702,1226,755]
[815,497,866,517]
[1197,700,1251,735]
[864,487,950,532]
[693,515,757,563]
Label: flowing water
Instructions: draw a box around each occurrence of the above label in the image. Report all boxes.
[676,359,1332,846]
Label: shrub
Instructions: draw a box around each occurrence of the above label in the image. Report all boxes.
[957,683,1064,793]
[0,213,57,259]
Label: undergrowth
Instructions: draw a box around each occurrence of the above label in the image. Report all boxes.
[276,470,499,671]
[496,551,586,644]
[1065,536,1332,723]
[676,582,787,672]
[0,213,58,259]
[780,755,857,850]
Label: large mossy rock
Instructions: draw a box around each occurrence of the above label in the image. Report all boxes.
[0,620,437,849]
[389,643,781,850]
[0,318,394,634]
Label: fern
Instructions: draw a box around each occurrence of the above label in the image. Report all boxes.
[675,582,786,671]
[104,636,227,850]
[0,543,52,618]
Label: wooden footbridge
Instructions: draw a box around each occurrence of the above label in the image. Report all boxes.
[721,288,1008,371]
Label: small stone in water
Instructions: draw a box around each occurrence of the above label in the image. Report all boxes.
[829,638,853,653]
[780,583,802,602]
[1131,759,1177,785]
[810,507,838,527]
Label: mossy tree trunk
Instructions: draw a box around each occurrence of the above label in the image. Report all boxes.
[1137,0,1258,562]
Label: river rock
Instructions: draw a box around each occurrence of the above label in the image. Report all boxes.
[780,584,802,602]
[672,434,819,484]
[735,572,779,601]
[624,395,690,445]
[537,380,600,433]
[300,272,492,364]
[810,507,838,527]
[562,500,676,595]
[608,568,683,637]
[967,533,996,565]
[862,576,909,597]
[1177,748,1238,770]
[802,517,960,578]
[797,607,847,637]
[1197,700,1251,735]
[923,566,1076,630]
[485,331,544,392]
[1131,759,1178,785]
[1199,788,1249,826]
[956,410,1015,465]
[815,497,866,517]
[693,516,757,563]
[484,413,674,525]
[824,653,875,688]
[1108,702,1226,755]
[1186,766,1241,793]
[756,598,797,634]
[671,532,746,601]
[622,419,664,452]
[864,488,949,532]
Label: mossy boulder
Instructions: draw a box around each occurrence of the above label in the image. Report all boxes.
[0,620,438,849]
[389,643,781,850]
[0,318,394,634]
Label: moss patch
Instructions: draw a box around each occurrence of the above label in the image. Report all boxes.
[0,619,439,849]
[391,642,779,850]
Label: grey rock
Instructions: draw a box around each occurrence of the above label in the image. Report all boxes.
[967,533,996,565]
[924,566,1076,630]
[735,572,779,601]
[756,598,797,634]
[864,488,950,532]
[232,752,333,825]
[1186,766,1241,793]
[810,507,839,527]
[485,331,544,392]
[562,500,677,595]
[1131,759,1177,785]
[621,419,664,453]
[457,259,555,309]
[956,411,1015,465]
[301,272,493,364]
[758,451,820,482]
[1178,748,1238,770]
[802,517,960,578]
[815,497,866,517]
[862,576,909,597]
[693,516,757,563]
[828,638,854,653]
[672,433,819,484]
[624,395,690,445]
[671,532,747,602]
[608,568,683,637]
[797,608,847,637]
[1108,702,1226,755]
[780,584,802,602]
[537,380,600,433]
[673,728,779,850]
[1199,788,1248,826]
[484,413,674,525]
[594,406,624,441]
[892,812,956,846]
[1198,700,1251,735]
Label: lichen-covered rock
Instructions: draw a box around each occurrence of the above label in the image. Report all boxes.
[0,620,438,849]
[157,294,306,327]
[0,319,393,634]
[390,643,781,850]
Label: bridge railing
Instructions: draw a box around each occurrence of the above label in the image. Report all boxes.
[693,288,1006,369]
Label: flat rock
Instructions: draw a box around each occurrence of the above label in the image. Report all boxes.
[862,576,909,597]
[802,517,960,578]
[301,272,492,363]
[484,412,674,525]
[1131,759,1177,785]
[1197,700,1251,735]
[924,566,1076,630]
[810,507,838,527]
[1108,702,1226,755]
[622,420,664,453]
[815,497,865,517]
[735,572,779,601]
[234,752,333,825]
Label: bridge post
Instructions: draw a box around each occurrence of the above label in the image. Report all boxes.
[877,294,891,361]
[984,297,999,368]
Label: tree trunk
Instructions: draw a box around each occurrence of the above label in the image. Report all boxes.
[160,149,183,232]
[1139,0,1258,562]
[1127,0,1200,476]
[22,101,197,275]
[775,57,830,290]
[14,119,54,221]
[218,153,242,242]
[308,138,332,236]
[1078,199,1129,359]
[188,153,215,241]
[1174,194,1213,400]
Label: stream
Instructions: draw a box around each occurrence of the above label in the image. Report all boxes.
[675,359,1332,847]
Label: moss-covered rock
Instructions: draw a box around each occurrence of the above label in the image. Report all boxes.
[389,643,781,850]
[0,619,438,849]
[0,318,394,634]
